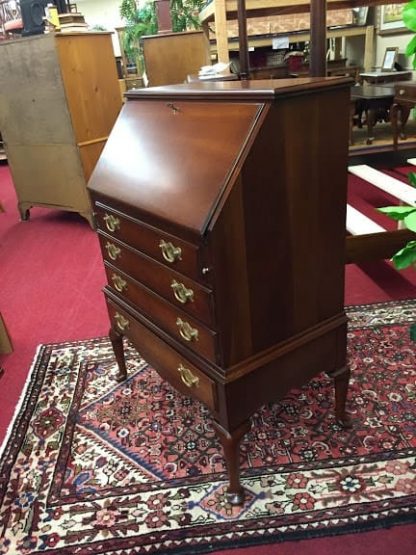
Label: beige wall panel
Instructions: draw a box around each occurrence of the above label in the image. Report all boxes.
[0,35,74,146]
[143,31,211,87]
[56,33,122,144]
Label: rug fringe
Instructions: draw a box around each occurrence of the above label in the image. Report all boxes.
[0,344,44,460]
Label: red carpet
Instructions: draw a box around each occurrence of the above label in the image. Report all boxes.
[1,162,415,554]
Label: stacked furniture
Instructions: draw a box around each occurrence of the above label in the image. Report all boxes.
[0,32,121,226]
[88,77,352,503]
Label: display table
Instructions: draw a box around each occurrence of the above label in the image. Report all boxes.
[351,85,395,144]
[390,81,416,149]
[360,71,412,85]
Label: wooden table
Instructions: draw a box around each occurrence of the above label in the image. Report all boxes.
[351,85,395,145]
[390,81,416,149]
[360,71,412,85]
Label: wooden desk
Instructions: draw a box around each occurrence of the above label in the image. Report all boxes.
[351,85,395,144]
[88,77,352,504]
[360,71,412,85]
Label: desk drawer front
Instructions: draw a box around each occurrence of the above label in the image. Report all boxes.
[95,205,204,280]
[99,234,215,326]
[106,297,218,413]
[104,266,219,363]
[395,84,416,103]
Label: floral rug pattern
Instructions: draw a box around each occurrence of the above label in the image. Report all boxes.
[0,300,415,554]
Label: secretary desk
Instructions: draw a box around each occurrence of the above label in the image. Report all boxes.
[88,77,352,504]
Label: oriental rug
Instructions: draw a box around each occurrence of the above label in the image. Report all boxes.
[0,300,415,555]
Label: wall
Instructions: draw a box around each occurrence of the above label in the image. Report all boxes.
[76,0,123,55]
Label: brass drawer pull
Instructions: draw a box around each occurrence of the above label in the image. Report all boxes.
[399,89,405,96]
[105,242,121,261]
[171,280,194,304]
[159,239,182,263]
[176,318,199,342]
[114,312,129,332]
[111,273,127,293]
[103,213,120,232]
[177,363,199,388]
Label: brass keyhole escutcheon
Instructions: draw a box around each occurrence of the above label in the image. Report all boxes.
[159,240,182,263]
[103,213,120,232]
[171,280,194,304]
[177,364,199,388]
[176,318,199,342]
[105,242,121,261]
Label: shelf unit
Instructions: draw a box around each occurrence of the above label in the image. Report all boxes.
[199,0,405,68]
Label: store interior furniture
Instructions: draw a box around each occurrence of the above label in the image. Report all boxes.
[0,31,121,226]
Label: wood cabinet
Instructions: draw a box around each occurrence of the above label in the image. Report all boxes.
[142,30,210,86]
[88,77,352,503]
[0,33,121,225]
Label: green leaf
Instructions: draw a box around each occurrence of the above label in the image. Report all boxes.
[408,172,416,187]
[392,240,416,269]
[406,35,416,56]
[404,210,416,232]
[403,2,416,32]
[377,206,416,220]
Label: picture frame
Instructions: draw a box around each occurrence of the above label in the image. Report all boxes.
[379,4,407,35]
[381,46,399,70]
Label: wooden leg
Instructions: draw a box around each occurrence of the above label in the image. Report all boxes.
[390,102,399,150]
[213,419,251,505]
[109,327,127,382]
[327,365,352,428]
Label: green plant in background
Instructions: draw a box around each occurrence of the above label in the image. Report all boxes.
[119,0,157,67]
[403,0,416,67]
[119,0,204,69]
[377,172,416,270]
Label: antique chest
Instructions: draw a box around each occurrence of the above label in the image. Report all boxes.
[88,78,352,503]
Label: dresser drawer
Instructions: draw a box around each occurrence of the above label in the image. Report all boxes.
[395,83,416,104]
[104,265,220,363]
[95,204,206,282]
[99,233,215,326]
[106,297,218,413]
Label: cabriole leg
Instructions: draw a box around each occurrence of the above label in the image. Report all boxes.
[213,420,251,505]
[328,365,351,428]
[109,327,127,382]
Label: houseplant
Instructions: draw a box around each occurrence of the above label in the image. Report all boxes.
[119,0,205,69]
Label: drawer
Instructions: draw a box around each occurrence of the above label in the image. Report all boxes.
[106,297,218,413]
[94,204,206,282]
[99,233,215,327]
[104,265,220,364]
[395,84,416,103]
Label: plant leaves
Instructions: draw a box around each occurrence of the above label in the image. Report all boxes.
[406,35,416,56]
[403,1,416,32]
[392,240,416,269]
[404,210,416,232]
[377,206,416,220]
[408,172,416,187]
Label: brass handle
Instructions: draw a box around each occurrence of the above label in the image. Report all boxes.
[177,364,199,388]
[159,240,182,263]
[103,213,120,232]
[114,312,129,332]
[399,89,405,95]
[105,242,121,261]
[111,273,127,293]
[176,318,199,342]
[171,280,194,304]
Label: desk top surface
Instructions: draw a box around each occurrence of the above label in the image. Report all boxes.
[351,85,395,100]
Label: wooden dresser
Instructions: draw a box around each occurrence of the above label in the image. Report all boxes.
[0,33,121,225]
[88,78,352,504]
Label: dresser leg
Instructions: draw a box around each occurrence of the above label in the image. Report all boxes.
[213,420,251,505]
[109,327,127,382]
[327,365,351,428]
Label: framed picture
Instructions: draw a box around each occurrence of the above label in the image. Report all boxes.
[381,46,399,70]
[379,4,407,35]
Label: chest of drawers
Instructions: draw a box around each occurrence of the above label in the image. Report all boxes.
[88,78,352,504]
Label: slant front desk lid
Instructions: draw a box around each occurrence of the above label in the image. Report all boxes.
[88,77,351,238]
